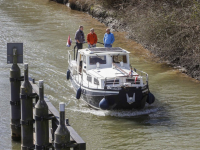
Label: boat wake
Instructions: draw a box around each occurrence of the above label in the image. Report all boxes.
[68,104,159,117]
[105,107,159,117]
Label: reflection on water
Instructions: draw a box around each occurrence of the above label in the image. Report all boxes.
[0,0,200,149]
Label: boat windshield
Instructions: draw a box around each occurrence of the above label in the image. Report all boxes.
[113,55,127,63]
[89,55,106,65]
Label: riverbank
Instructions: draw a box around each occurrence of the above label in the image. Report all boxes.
[67,0,200,81]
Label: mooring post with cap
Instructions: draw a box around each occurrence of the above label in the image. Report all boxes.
[54,102,70,150]
[10,48,22,141]
[35,80,50,150]
[20,63,34,150]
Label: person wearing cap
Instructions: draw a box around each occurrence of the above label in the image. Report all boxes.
[103,28,115,47]
[87,28,98,48]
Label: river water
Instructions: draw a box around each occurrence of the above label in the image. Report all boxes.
[0,0,200,149]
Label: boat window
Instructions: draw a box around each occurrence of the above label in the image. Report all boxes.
[94,78,99,85]
[89,56,106,65]
[113,55,127,63]
[87,75,92,82]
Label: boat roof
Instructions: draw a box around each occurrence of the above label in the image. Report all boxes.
[79,47,130,55]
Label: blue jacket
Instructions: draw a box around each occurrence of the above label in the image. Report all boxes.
[103,33,115,45]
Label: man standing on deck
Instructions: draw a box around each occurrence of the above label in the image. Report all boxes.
[75,25,85,59]
[87,28,97,48]
[103,28,115,47]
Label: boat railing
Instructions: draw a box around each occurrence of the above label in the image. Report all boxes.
[134,68,148,85]
[68,49,93,88]
[68,50,73,64]
[68,50,79,84]
[104,77,124,89]
[112,63,148,85]
[103,69,148,89]
[71,69,148,90]
[69,65,93,89]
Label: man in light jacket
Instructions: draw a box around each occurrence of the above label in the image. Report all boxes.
[103,28,115,47]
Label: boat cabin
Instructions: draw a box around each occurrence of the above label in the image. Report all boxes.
[78,47,129,71]
[68,47,147,90]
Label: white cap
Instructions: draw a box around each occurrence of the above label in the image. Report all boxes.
[39,80,43,88]
[59,102,65,111]
[13,48,17,55]
[24,63,28,70]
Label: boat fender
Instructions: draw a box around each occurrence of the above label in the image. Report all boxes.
[146,92,155,104]
[99,98,109,110]
[76,87,81,99]
[66,70,70,80]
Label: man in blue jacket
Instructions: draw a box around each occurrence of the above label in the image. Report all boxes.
[103,28,115,47]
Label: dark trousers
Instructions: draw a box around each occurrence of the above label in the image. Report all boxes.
[76,43,83,60]
[104,44,112,47]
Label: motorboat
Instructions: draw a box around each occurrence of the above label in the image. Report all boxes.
[66,47,155,110]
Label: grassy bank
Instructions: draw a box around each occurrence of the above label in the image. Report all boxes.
[68,0,200,80]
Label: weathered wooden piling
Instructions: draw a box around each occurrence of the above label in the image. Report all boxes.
[54,102,70,150]
[10,48,22,140]
[20,63,34,150]
[35,80,50,149]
